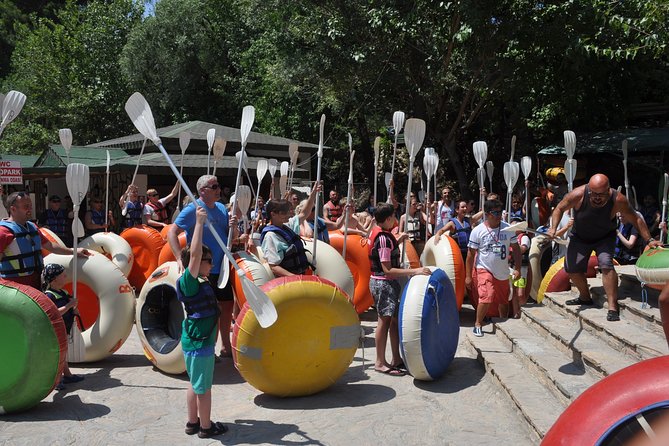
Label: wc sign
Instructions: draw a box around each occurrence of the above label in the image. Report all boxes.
[0,160,22,185]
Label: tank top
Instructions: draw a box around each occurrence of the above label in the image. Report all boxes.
[573,185,617,243]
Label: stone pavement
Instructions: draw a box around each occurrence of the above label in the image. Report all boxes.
[0,311,537,446]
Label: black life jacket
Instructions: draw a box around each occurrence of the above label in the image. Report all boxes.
[260,224,310,274]
[176,275,220,320]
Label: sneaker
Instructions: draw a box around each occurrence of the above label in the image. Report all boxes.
[473,326,483,337]
[198,421,228,438]
[63,374,85,384]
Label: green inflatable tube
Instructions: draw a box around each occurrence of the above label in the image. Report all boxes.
[635,247,669,285]
[0,279,67,414]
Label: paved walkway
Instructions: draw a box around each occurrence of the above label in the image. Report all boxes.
[1,310,537,445]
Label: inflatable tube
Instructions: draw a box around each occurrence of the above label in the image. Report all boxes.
[399,240,421,268]
[542,356,669,445]
[635,246,669,291]
[420,234,465,310]
[39,227,66,257]
[135,261,186,375]
[44,252,135,362]
[303,238,355,305]
[79,232,134,277]
[529,235,552,301]
[157,232,186,265]
[0,279,67,414]
[159,223,174,240]
[537,254,606,303]
[230,251,275,308]
[120,225,166,291]
[233,275,360,397]
[327,232,374,313]
[399,268,460,381]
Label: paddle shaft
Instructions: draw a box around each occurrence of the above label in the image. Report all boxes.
[227,147,247,250]
[131,138,148,186]
[105,161,110,227]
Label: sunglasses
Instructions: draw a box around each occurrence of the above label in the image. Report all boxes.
[203,184,220,190]
[201,257,212,264]
[488,210,503,216]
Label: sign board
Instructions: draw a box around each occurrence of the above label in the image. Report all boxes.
[0,160,22,185]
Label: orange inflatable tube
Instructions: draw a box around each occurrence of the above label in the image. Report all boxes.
[120,225,166,291]
[158,232,186,265]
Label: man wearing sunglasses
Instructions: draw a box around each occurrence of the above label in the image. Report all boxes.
[0,192,90,290]
[548,173,660,321]
[168,175,238,359]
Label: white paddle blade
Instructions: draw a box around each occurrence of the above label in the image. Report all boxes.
[179,131,191,152]
[236,185,252,214]
[256,159,268,182]
[235,150,249,172]
[106,150,111,173]
[217,261,230,288]
[239,269,277,328]
[66,164,90,207]
[279,175,288,196]
[213,137,227,160]
[268,159,278,178]
[0,93,5,116]
[510,135,517,161]
[290,150,299,165]
[348,150,355,183]
[393,110,405,134]
[521,156,532,179]
[207,128,215,149]
[348,132,353,152]
[404,118,426,158]
[564,130,576,159]
[240,105,255,147]
[385,172,392,190]
[74,218,85,238]
[423,149,432,177]
[622,139,628,159]
[500,221,528,233]
[374,136,381,163]
[125,92,160,144]
[318,114,326,157]
[477,167,486,189]
[288,142,298,160]
[473,141,488,168]
[59,128,73,152]
[564,159,577,184]
[486,161,494,182]
[0,90,27,128]
[280,161,289,177]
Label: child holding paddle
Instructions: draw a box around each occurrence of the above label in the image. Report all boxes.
[177,205,227,438]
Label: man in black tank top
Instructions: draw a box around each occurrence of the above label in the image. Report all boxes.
[548,174,660,321]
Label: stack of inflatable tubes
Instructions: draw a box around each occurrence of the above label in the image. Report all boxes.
[44,252,136,362]
[635,247,669,291]
[399,268,460,381]
[327,232,374,313]
[120,225,165,291]
[542,356,669,445]
[0,279,67,413]
[537,254,607,304]
[135,261,186,375]
[79,232,134,277]
[230,251,275,308]
[39,227,65,257]
[420,234,465,310]
[158,232,186,265]
[233,275,360,397]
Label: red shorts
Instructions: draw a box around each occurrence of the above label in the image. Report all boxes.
[475,268,510,305]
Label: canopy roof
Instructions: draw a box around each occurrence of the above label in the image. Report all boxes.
[538,127,669,156]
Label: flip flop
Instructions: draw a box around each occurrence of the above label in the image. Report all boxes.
[375,367,406,377]
[392,361,407,371]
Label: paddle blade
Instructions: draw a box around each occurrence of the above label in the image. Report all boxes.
[622,139,628,159]
[290,150,299,166]
[207,128,215,149]
[279,175,288,196]
[500,221,528,233]
[239,271,278,328]
[280,161,289,177]
[235,150,249,172]
[318,114,325,157]
[564,130,576,159]
[486,161,494,182]
[66,163,90,206]
[73,218,85,238]
[510,135,517,161]
[236,185,252,214]
[373,136,381,164]
[393,111,405,134]
[385,172,392,190]
[288,142,298,159]
[256,159,268,182]
[179,131,191,153]
[268,159,278,178]
[477,167,486,189]
[563,159,576,184]
[106,150,110,173]
[404,118,426,158]
[423,148,432,176]
[125,92,160,144]
[521,156,532,179]
[348,150,355,183]
[213,137,227,160]
[59,128,73,153]
[473,141,488,168]
[0,93,4,116]
[0,90,27,129]
[240,105,255,148]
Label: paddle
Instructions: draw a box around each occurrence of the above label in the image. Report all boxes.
[66,163,89,308]
[622,139,631,201]
[389,110,405,196]
[279,161,289,197]
[503,161,520,222]
[267,158,278,199]
[342,134,355,260]
[125,92,277,328]
[423,148,437,241]
[312,114,325,267]
[0,90,27,138]
[500,220,528,233]
[174,131,191,219]
[235,185,252,234]
[521,156,532,227]
[401,118,426,267]
[373,136,380,206]
[212,137,227,176]
[0,93,4,116]
[500,223,569,245]
[252,159,268,227]
[105,150,110,228]
[631,185,638,210]
[227,105,255,266]
[661,173,669,243]
[486,160,494,194]
[473,141,488,170]
[235,150,255,193]
[510,135,517,161]
[288,142,299,190]
[122,137,148,217]
[59,128,73,165]
[206,128,215,174]
[432,150,440,216]
[384,172,392,199]
[476,167,486,212]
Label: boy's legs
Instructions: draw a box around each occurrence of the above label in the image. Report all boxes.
[475,302,490,328]
[389,317,401,367]
[187,386,199,424]
[196,390,213,429]
[375,315,392,370]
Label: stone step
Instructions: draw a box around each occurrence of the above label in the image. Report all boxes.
[520,303,636,378]
[465,328,566,439]
[542,287,668,361]
[613,266,664,335]
[492,317,598,406]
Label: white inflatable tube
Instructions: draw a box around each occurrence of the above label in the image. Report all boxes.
[304,238,355,301]
[79,232,134,277]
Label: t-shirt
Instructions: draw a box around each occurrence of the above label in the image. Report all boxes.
[178,268,218,353]
[174,200,229,275]
[261,216,301,266]
[435,201,454,232]
[468,221,517,280]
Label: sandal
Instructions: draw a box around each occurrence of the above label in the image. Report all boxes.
[185,418,200,435]
[198,421,228,438]
[565,297,594,306]
[606,310,620,322]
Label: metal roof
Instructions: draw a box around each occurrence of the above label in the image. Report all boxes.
[538,127,669,156]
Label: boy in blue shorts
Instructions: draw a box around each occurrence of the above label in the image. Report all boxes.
[177,205,227,438]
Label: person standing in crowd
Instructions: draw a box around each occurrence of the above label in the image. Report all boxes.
[466,198,521,336]
[323,189,343,222]
[84,197,113,235]
[38,194,72,246]
[509,194,525,221]
[435,187,455,232]
[398,197,429,255]
[250,195,267,224]
[614,211,641,265]
[639,194,661,238]
[435,200,471,262]
[144,182,180,230]
[0,192,90,290]
[119,184,144,228]
[548,174,660,321]
[168,175,237,359]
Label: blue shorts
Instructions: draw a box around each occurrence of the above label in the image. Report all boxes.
[184,349,215,394]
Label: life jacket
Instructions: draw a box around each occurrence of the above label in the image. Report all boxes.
[307,219,329,243]
[451,217,472,252]
[86,209,106,235]
[406,213,422,241]
[146,200,169,225]
[324,201,342,221]
[368,226,400,276]
[260,224,310,274]
[125,200,144,227]
[45,209,67,236]
[0,220,43,278]
[176,275,220,320]
[45,288,75,330]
